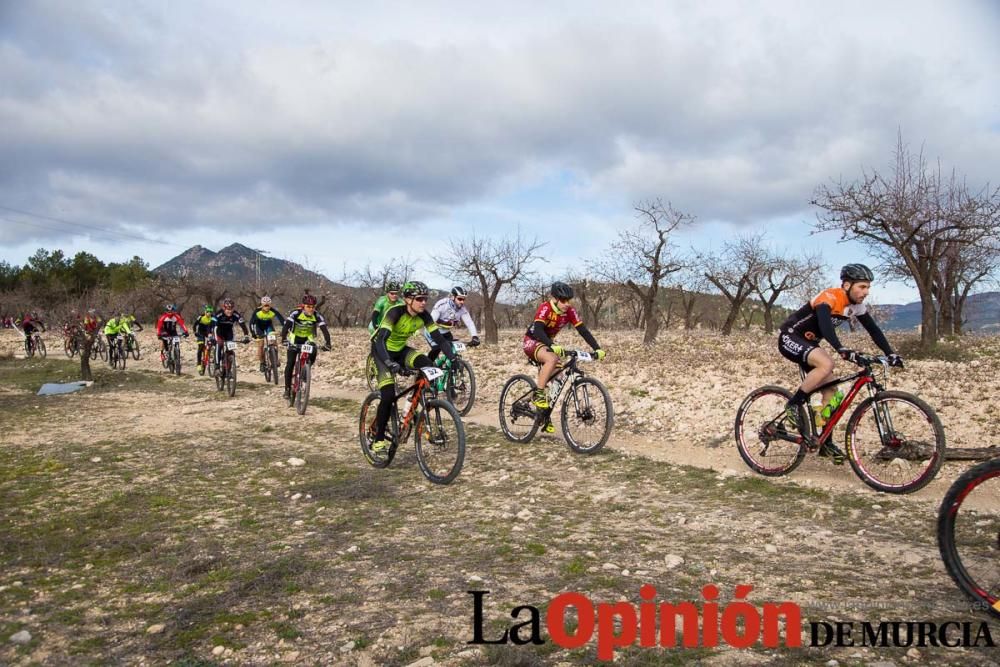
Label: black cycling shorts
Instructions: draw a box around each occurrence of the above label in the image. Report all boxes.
[777,331,818,371]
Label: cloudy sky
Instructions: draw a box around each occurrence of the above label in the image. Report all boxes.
[1,0,998,304]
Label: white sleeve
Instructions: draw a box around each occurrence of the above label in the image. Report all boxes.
[460,309,478,337]
[430,299,446,323]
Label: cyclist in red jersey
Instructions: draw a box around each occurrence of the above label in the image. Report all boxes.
[523,282,606,433]
[155,304,190,356]
[777,263,903,462]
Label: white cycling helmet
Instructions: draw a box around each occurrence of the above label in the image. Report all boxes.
[261,296,272,305]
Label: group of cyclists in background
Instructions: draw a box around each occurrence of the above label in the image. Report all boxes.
[10,263,897,452]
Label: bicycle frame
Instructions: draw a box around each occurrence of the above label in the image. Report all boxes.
[394,373,435,434]
[288,342,316,394]
[790,357,891,448]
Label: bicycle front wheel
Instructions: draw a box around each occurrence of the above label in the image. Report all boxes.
[118,343,127,370]
[447,358,477,417]
[173,343,182,375]
[130,335,141,360]
[359,391,399,468]
[269,346,280,385]
[295,363,311,415]
[415,398,466,484]
[938,458,1000,620]
[64,339,74,358]
[98,340,107,361]
[37,338,46,358]
[498,374,541,443]
[734,385,806,476]
[226,353,236,396]
[561,377,614,454]
[845,390,945,494]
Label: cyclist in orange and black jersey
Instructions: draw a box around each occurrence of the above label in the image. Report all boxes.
[778,264,903,457]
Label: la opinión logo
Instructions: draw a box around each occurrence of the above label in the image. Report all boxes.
[469,584,802,660]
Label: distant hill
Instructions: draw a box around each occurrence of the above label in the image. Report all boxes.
[876,291,1000,333]
[153,243,340,290]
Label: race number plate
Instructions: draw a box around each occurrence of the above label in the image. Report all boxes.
[172,336,181,344]
[226,341,238,351]
[301,343,314,354]
[421,366,445,381]
[452,342,466,352]
[267,332,277,343]
[576,351,593,362]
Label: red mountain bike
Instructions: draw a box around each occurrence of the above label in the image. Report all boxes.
[735,354,945,494]
[287,341,322,415]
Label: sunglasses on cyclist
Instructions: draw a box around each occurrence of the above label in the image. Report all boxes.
[412,296,428,303]
[454,297,466,303]
[388,291,399,296]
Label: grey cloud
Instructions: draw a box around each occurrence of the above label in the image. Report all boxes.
[0,2,997,245]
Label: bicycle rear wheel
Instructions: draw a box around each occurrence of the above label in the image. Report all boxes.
[561,376,614,454]
[359,391,399,468]
[415,398,466,484]
[845,390,945,494]
[938,457,1000,619]
[365,353,378,391]
[734,385,806,476]
[295,363,311,415]
[447,358,476,416]
[498,374,541,443]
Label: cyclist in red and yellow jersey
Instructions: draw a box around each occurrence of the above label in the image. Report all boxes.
[778,263,903,462]
[523,281,605,433]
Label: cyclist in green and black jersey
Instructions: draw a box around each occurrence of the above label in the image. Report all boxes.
[369,281,457,454]
[368,282,401,335]
[249,296,285,373]
[280,294,332,399]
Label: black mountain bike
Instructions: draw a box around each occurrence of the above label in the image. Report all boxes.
[262,331,281,385]
[938,456,1000,619]
[499,350,614,454]
[359,365,466,484]
[436,340,477,416]
[161,335,183,375]
[214,338,246,397]
[109,336,127,370]
[124,331,141,360]
[735,354,945,494]
[287,341,321,415]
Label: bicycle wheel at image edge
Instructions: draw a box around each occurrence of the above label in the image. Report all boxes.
[358,391,399,468]
[937,457,1000,619]
[414,398,466,484]
[447,358,477,417]
[844,390,945,494]
[295,364,310,415]
[365,353,378,392]
[734,385,807,477]
[498,374,541,443]
[560,376,614,454]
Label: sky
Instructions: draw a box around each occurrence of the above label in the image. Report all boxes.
[1,0,998,306]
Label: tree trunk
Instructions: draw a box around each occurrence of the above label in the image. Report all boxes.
[642,298,659,344]
[483,300,499,344]
[720,300,743,335]
[938,296,954,338]
[918,289,938,350]
[79,333,93,382]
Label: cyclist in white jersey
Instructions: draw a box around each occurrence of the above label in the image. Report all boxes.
[423,286,481,362]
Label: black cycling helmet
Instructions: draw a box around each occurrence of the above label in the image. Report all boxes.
[840,263,874,283]
[451,286,467,298]
[403,281,430,298]
[386,281,401,293]
[551,281,574,300]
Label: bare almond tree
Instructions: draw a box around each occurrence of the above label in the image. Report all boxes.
[593,199,691,343]
[753,251,825,333]
[440,230,545,344]
[811,133,999,350]
[701,232,771,335]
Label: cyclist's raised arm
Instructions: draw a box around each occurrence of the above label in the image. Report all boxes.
[856,312,894,356]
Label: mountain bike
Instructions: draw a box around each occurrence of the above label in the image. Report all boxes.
[198,338,217,376]
[214,338,246,397]
[24,332,46,358]
[358,365,466,484]
[499,350,614,454]
[90,335,107,362]
[109,336,127,370]
[435,341,477,416]
[287,341,324,415]
[365,352,379,391]
[735,354,945,494]
[124,331,141,360]
[262,331,281,385]
[63,329,80,357]
[161,336,183,375]
[938,456,1000,619]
